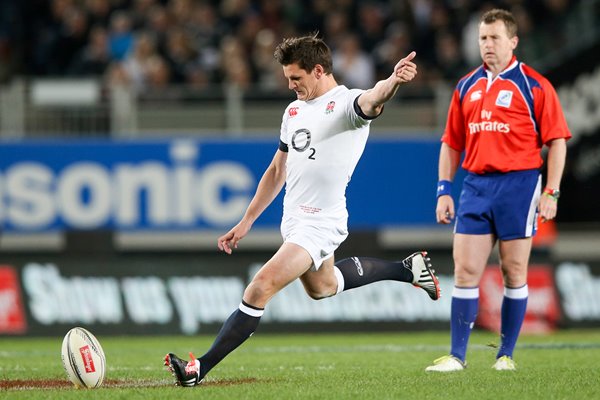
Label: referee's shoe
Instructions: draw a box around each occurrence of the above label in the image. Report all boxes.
[403,251,441,300]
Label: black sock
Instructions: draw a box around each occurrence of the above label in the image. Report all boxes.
[198,300,263,378]
[334,257,413,292]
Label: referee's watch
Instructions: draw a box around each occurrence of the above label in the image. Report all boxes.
[543,187,560,201]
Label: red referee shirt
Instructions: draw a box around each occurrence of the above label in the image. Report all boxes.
[442,56,571,174]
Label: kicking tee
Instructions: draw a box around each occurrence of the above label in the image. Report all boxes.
[279,85,373,223]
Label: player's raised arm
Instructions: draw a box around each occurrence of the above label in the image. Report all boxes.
[358,51,418,118]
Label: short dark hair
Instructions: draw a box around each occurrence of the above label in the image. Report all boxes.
[273,33,333,74]
[481,9,518,38]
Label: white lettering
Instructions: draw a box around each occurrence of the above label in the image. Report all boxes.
[1,143,257,231]
[122,277,173,323]
[173,164,195,224]
[558,65,600,139]
[556,263,600,320]
[22,263,123,324]
[195,163,254,225]
[58,163,112,228]
[6,163,54,228]
[116,162,170,226]
[168,276,244,334]
[468,121,511,135]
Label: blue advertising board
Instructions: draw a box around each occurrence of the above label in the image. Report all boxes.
[0,138,460,233]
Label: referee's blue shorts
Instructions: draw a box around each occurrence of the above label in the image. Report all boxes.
[455,169,541,240]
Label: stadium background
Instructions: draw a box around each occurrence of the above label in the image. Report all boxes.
[0,0,599,337]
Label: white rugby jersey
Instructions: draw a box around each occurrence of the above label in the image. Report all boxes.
[279,85,374,222]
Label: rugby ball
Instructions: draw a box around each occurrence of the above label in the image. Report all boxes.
[61,327,106,388]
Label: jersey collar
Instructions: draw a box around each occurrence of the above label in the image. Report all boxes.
[483,55,518,76]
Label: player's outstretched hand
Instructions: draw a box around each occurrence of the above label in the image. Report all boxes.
[394,51,417,83]
[218,221,251,254]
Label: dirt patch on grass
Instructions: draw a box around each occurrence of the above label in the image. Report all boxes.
[0,379,73,390]
[203,377,259,387]
[1,377,262,390]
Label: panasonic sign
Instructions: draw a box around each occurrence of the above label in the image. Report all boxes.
[0,140,267,232]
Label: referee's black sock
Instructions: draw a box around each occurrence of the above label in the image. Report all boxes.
[198,300,263,378]
[333,257,413,292]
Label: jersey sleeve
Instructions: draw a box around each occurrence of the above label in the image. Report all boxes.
[279,106,290,146]
[441,89,466,151]
[533,78,572,144]
[345,88,371,128]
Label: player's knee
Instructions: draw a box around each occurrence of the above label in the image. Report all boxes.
[244,276,277,304]
[501,266,528,287]
[303,284,336,300]
[305,289,328,300]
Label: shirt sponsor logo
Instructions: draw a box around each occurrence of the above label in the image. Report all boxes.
[288,107,299,117]
[495,90,513,108]
[468,121,510,134]
[470,90,482,102]
[291,129,311,152]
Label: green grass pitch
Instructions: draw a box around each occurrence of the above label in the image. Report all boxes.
[1,329,599,399]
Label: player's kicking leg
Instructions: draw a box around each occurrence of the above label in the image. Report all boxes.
[330,251,441,300]
[164,243,313,386]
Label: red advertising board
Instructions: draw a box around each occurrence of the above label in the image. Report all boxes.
[478,265,561,334]
[0,266,28,334]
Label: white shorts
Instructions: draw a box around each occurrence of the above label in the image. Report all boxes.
[280,215,349,270]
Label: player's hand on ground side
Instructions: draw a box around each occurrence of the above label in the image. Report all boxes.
[218,220,251,254]
[393,51,417,83]
[436,196,455,224]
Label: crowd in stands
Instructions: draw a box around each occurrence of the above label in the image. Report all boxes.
[0,0,576,95]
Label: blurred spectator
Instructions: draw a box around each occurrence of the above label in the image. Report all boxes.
[131,0,158,29]
[47,5,90,74]
[374,22,412,81]
[69,25,111,76]
[219,0,254,33]
[163,28,198,83]
[237,11,264,56]
[187,2,224,50]
[145,54,171,88]
[252,28,287,92]
[461,2,495,66]
[357,2,387,50]
[108,10,134,61]
[432,31,468,81]
[259,0,284,34]
[119,30,158,92]
[85,0,112,28]
[5,0,587,97]
[143,4,171,57]
[219,35,252,89]
[0,0,22,83]
[323,10,350,51]
[333,33,375,89]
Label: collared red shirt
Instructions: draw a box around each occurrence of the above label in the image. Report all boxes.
[442,56,571,174]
